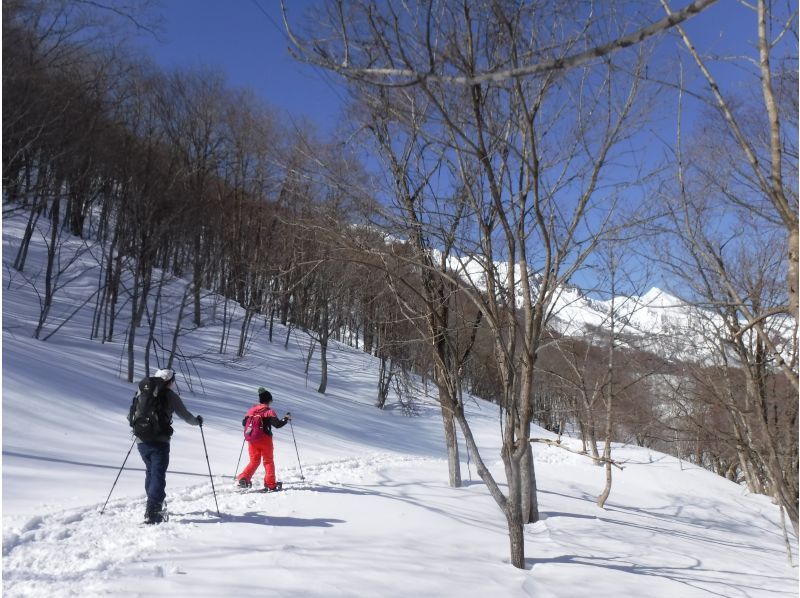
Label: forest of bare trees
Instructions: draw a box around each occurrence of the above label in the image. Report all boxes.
[3,0,797,568]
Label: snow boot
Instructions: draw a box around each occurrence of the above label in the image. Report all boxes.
[144,502,167,524]
[237,478,252,489]
[264,481,283,493]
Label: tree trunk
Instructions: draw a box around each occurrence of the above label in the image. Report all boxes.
[143,273,165,374]
[440,391,462,488]
[597,384,615,508]
[237,307,254,357]
[92,221,117,341]
[585,412,600,461]
[376,355,392,408]
[166,284,190,370]
[521,442,539,523]
[13,197,42,272]
[126,270,140,382]
[318,343,328,393]
[363,319,374,355]
[280,291,290,326]
[788,227,798,317]
[304,338,316,373]
[318,303,329,394]
[285,324,293,349]
[133,265,152,328]
[268,308,275,343]
[192,249,203,328]
[34,195,60,340]
[504,452,526,569]
[105,250,123,342]
[597,457,613,509]
[219,294,230,353]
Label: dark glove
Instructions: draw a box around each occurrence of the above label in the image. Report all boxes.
[196,415,204,426]
[284,412,292,421]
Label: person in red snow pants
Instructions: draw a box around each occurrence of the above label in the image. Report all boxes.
[236,387,290,491]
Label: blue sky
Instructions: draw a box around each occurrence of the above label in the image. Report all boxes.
[134,0,347,131]
[132,1,784,297]
[134,0,762,137]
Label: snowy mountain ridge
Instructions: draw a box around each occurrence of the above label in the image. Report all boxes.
[444,251,698,336]
[444,249,794,364]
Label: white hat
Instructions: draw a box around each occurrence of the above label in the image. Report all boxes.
[154,368,175,383]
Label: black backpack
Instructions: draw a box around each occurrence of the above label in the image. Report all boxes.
[128,376,173,441]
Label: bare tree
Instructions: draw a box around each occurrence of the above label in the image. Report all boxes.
[652,0,798,535]
[661,0,798,382]
[281,0,717,85]
[285,1,652,567]
[661,193,799,534]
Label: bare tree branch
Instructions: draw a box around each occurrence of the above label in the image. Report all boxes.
[282,0,719,86]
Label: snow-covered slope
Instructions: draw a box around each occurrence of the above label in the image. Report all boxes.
[447,250,794,364]
[548,285,710,357]
[2,214,798,597]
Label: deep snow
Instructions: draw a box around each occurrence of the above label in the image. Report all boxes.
[2,214,798,597]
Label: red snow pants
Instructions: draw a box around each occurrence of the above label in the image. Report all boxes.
[238,437,277,489]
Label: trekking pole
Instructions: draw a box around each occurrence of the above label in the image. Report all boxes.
[233,437,246,481]
[289,419,305,481]
[199,422,221,517]
[100,437,136,515]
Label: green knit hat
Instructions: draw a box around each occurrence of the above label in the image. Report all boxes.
[258,387,272,404]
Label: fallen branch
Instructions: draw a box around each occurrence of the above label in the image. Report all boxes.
[530,438,625,470]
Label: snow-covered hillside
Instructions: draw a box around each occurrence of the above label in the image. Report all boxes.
[2,214,798,597]
[447,250,795,365]
[547,285,710,357]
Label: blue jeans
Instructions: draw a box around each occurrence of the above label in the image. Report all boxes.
[138,441,170,512]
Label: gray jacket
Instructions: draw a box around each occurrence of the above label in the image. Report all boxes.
[135,387,201,444]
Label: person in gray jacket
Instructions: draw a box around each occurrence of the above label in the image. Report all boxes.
[134,368,202,524]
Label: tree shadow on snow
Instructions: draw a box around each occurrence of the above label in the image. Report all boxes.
[3,450,210,478]
[284,483,375,496]
[539,511,597,521]
[215,483,376,496]
[537,495,778,554]
[311,479,501,533]
[525,554,794,598]
[538,485,783,545]
[459,479,489,488]
[178,511,345,527]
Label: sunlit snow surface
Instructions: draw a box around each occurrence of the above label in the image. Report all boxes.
[3,215,797,597]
